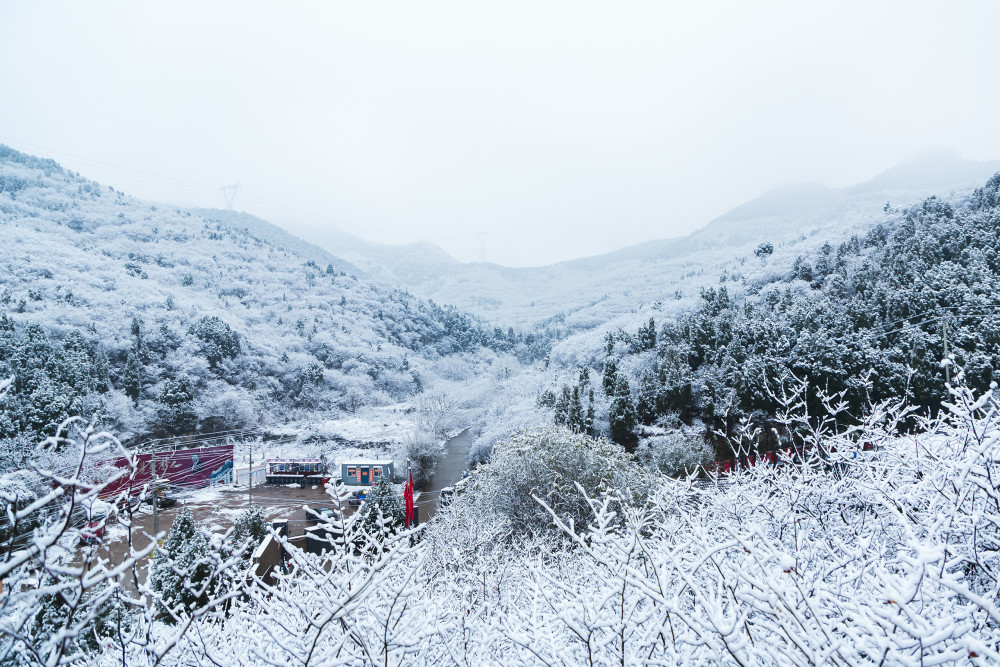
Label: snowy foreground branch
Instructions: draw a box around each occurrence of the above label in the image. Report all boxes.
[7,372,1000,665]
[0,410,247,667]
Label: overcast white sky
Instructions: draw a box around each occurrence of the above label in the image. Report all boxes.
[2,1,999,266]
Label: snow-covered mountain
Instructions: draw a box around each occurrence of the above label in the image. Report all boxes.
[0,145,540,451]
[313,149,1000,330]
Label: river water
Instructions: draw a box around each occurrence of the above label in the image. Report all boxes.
[415,428,471,522]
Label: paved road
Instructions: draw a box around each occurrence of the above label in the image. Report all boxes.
[415,428,471,522]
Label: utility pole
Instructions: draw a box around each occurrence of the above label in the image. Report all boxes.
[151,449,158,546]
[248,440,253,506]
[942,316,950,385]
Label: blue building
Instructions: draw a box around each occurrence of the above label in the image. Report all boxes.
[339,459,394,486]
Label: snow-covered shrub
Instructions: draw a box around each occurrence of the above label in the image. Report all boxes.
[398,431,443,486]
[188,315,241,369]
[28,577,136,660]
[197,385,261,432]
[635,428,713,475]
[0,468,46,545]
[465,426,653,536]
[228,504,268,565]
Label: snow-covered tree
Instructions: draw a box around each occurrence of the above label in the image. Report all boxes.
[465,426,651,536]
[608,372,637,444]
[150,507,221,621]
[357,479,405,541]
[229,504,268,563]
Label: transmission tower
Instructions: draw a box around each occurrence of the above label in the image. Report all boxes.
[476,231,489,263]
[220,182,240,210]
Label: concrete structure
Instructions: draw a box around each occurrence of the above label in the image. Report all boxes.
[252,535,284,586]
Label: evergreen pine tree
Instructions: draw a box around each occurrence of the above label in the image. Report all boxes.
[637,368,659,424]
[151,507,218,621]
[602,355,618,395]
[157,377,198,434]
[585,388,596,436]
[553,386,571,426]
[31,578,136,658]
[123,350,142,403]
[637,317,657,351]
[568,386,584,432]
[608,373,637,445]
[92,347,110,393]
[358,480,405,541]
[230,505,269,564]
[130,315,142,343]
[130,315,150,363]
[583,389,595,436]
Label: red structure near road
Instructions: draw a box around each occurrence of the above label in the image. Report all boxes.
[101,444,234,499]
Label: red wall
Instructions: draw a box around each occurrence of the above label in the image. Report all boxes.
[102,444,234,499]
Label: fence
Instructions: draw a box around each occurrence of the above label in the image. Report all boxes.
[235,465,267,488]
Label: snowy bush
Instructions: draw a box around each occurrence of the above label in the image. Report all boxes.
[465,426,654,536]
[229,505,269,563]
[634,428,714,476]
[398,430,443,486]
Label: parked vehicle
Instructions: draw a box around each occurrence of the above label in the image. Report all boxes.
[143,482,177,508]
[79,500,112,545]
[306,506,338,526]
[79,517,105,545]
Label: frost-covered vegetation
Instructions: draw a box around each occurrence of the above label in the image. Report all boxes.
[7,367,1000,665]
[521,174,1000,462]
[0,145,549,462]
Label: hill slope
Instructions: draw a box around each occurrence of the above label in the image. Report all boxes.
[0,145,540,463]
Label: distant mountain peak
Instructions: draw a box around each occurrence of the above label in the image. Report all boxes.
[855,148,1000,194]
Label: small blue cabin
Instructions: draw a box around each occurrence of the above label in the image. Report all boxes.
[340,459,394,486]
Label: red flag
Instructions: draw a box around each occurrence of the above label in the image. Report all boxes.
[403,472,414,528]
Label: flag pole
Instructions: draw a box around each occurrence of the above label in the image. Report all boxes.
[404,457,414,528]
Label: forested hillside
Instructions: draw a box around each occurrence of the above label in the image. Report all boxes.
[0,145,548,466]
[561,173,1000,457]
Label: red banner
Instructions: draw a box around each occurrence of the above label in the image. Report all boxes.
[102,444,234,499]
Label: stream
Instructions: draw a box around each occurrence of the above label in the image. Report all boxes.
[415,428,471,522]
